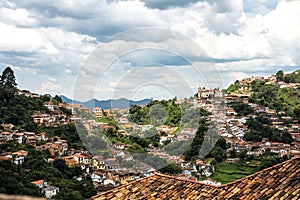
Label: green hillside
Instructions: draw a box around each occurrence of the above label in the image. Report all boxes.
[226,69,300,117]
[284,70,300,83]
[248,81,300,117]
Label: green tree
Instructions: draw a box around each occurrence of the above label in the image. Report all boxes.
[0,67,17,101]
[230,101,255,116]
[275,70,284,82]
[226,83,240,94]
[159,162,182,174]
[0,67,17,88]
[238,150,247,161]
[53,159,68,173]
[229,149,237,158]
[184,121,207,161]
[209,146,226,162]
[250,80,265,92]
[283,70,300,83]
[294,108,300,120]
[53,95,62,104]
[40,94,51,102]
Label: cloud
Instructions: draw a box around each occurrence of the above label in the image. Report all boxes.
[138,0,201,9]
[11,0,165,40]
[190,0,300,71]
[0,21,98,77]
[71,28,222,101]
[0,7,37,27]
[38,82,61,93]
[0,0,300,100]
[243,0,278,14]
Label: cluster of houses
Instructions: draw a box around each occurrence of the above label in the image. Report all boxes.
[0,149,28,165]
[0,125,68,198]
[0,123,157,195]
[0,128,47,145]
[94,98,226,184]
[36,138,69,157]
[217,73,300,160]
[0,127,69,157]
[17,89,40,98]
[56,148,157,192]
[221,95,300,158]
[31,101,79,127]
[90,160,156,192]
[120,81,300,184]
[30,180,59,199]
[231,74,300,95]
[2,78,299,194]
[195,96,300,161]
[32,111,68,127]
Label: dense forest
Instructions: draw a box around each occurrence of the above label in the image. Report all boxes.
[129,98,210,127]
[129,98,181,126]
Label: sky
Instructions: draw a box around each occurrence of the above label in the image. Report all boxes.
[0,0,299,101]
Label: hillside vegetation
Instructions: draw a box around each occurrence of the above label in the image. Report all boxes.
[0,67,96,199]
[227,69,300,117]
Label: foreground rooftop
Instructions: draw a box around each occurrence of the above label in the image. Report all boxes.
[92,156,300,200]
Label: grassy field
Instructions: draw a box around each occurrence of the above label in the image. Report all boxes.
[209,161,259,184]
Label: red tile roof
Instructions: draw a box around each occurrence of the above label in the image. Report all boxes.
[31,180,44,185]
[12,150,28,156]
[92,156,300,200]
[0,156,9,161]
[1,131,12,135]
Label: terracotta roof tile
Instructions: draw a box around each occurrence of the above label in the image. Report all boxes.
[92,156,300,199]
[31,180,44,185]
[0,156,9,161]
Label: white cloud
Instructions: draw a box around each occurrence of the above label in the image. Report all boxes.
[188,0,300,75]
[39,81,61,91]
[227,71,249,83]
[0,0,300,99]
[0,7,37,27]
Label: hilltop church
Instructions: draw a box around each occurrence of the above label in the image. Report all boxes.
[197,87,223,98]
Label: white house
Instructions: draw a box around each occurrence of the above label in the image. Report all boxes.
[143,167,155,177]
[200,165,213,177]
[42,186,59,199]
[73,153,90,164]
[11,150,28,165]
[114,150,125,158]
[159,136,173,145]
[1,131,13,141]
[105,158,120,171]
[92,107,103,118]
[114,142,125,150]
[103,179,116,186]
[14,133,24,144]
[91,171,106,184]
[44,102,56,111]
[200,178,221,186]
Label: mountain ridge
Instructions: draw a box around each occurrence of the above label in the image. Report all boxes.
[59,95,151,109]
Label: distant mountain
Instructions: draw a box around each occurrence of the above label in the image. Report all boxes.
[60,95,78,104]
[59,95,151,109]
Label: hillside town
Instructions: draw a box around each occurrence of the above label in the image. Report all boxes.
[0,69,300,199]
